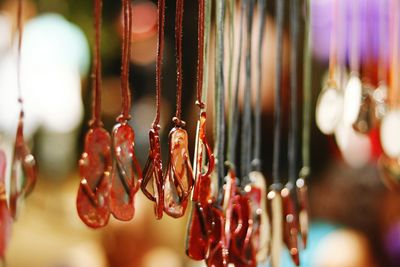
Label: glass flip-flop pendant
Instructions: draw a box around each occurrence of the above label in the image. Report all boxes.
[0,149,11,261]
[267,186,283,267]
[281,185,300,266]
[77,125,112,228]
[316,81,343,135]
[163,120,194,218]
[9,111,37,219]
[76,0,111,228]
[109,0,142,221]
[163,0,194,218]
[141,0,165,220]
[142,125,164,219]
[296,169,309,248]
[343,74,362,126]
[247,171,270,261]
[353,84,374,134]
[110,121,142,221]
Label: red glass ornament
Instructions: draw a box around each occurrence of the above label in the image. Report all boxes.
[77,127,112,228]
[186,112,215,260]
[163,126,194,218]
[9,111,37,219]
[204,205,227,267]
[297,176,309,248]
[110,122,142,221]
[281,186,300,266]
[142,127,164,219]
[0,150,11,261]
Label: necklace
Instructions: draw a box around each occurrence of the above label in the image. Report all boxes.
[163,0,194,218]
[141,0,166,220]
[76,0,112,228]
[9,0,38,220]
[109,0,142,221]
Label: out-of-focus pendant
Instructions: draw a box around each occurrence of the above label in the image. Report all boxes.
[0,150,11,261]
[9,111,37,219]
[316,83,343,135]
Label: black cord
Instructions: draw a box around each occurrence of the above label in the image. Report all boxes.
[240,0,255,185]
[289,0,299,185]
[252,0,267,172]
[272,0,284,186]
[215,0,226,201]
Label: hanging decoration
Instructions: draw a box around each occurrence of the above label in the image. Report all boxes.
[110,0,142,221]
[9,0,38,220]
[141,0,166,220]
[163,0,194,218]
[267,0,285,266]
[76,0,112,229]
[0,150,11,262]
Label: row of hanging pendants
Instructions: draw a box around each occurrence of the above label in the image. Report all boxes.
[76,0,193,228]
[315,0,400,190]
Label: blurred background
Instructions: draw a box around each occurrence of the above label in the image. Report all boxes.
[0,0,399,266]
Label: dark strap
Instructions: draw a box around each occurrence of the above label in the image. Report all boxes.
[301,0,312,176]
[288,0,299,185]
[174,0,185,126]
[240,0,255,185]
[196,0,206,108]
[252,0,267,172]
[272,0,284,186]
[152,0,166,129]
[215,0,226,201]
[90,0,103,127]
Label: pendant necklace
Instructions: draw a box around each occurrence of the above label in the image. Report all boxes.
[205,1,229,266]
[281,0,301,265]
[297,0,311,249]
[343,0,362,126]
[0,149,11,262]
[315,0,343,135]
[163,0,194,218]
[10,0,38,219]
[379,0,400,191]
[247,0,270,262]
[141,0,165,220]
[267,0,284,266]
[186,0,216,261]
[109,0,142,221]
[76,0,112,228]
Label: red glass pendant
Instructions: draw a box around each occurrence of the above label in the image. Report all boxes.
[77,127,112,228]
[163,126,194,218]
[142,126,164,219]
[9,111,37,219]
[0,150,11,261]
[281,186,300,266]
[110,122,142,221]
[186,112,215,260]
[205,205,227,267]
[296,176,309,248]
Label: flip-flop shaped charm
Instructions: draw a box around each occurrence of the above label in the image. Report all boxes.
[77,127,112,228]
[142,127,164,219]
[247,171,271,262]
[10,112,37,219]
[296,173,309,248]
[268,187,283,267]
[110,123,142,221]
[186,112,215,260]
[205,204,227,267]
[163,127,194,218]
[0,150,11,261]
[281,185,300,266]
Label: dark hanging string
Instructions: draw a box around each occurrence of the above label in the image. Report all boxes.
[17,0,23,105]
[227,0,245,169]
[119,0,132,121]
[272,0,284,186]
[302,0,311,176]
[288,0,299,185]
[173,0,185,125]
[152,0,165,129]
[252,0,267,172]
[196,0,205,108]
[90,0,103,127]
[215,0,225,201]
[240,0,255,185]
